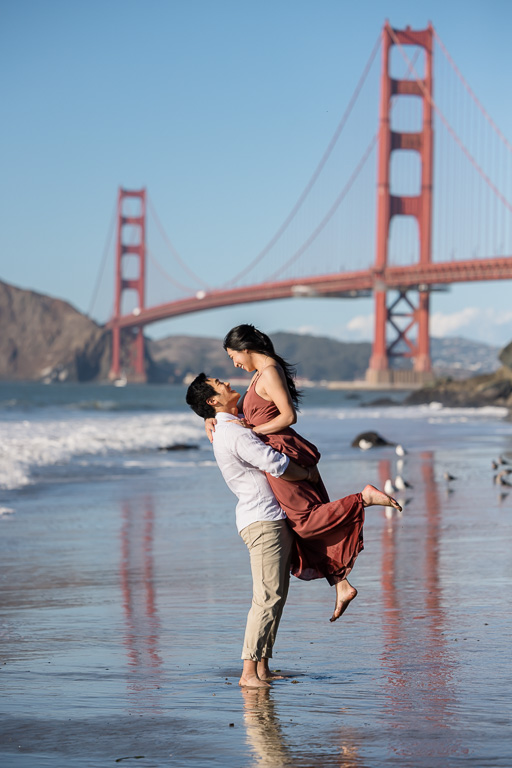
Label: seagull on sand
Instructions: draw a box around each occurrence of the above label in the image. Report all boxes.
[384,478,396,495]
[495,471,512,487]
[443,471,456,482]
[395,475,412,491]
[396,444,407,457]
[358,439,373,451]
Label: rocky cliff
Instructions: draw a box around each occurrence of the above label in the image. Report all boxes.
[405,341,512,408]
[0,280,110,381]
[0,280,165,382]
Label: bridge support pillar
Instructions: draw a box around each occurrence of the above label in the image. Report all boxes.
[414,289,431,373]
[366,22,434,385]
[109,188,147,383]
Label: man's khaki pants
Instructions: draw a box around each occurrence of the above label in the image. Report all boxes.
[240,519,293,661]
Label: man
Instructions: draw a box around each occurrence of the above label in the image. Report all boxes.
[186,373,318,689]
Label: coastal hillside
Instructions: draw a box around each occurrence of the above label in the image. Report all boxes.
[0,280,146,382]
[0,278,505,387]
[0,280,109,381]
[149,332,501,383]
[148,333,374,382]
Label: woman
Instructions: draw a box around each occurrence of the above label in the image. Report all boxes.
[216,324,400,623]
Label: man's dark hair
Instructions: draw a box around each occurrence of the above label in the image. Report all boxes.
[185,373,217,419]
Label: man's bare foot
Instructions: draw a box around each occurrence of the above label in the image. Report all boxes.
[330,579,358,622]
[361,483,402,511]
[239,673,271,689]
[257,660,285,681]
[258,672,286,681]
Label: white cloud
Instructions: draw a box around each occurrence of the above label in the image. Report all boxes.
[430,307,481,336]
[275,305,512,347]
[494,310,512,326]
[295,325,322,336]
[345,313,374,340]
[431,308,512,343]
[338,307,512,346]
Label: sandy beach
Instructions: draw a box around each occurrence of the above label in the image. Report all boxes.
[1,386,512,767]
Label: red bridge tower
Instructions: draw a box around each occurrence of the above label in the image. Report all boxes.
[367,23,434,385]
[109,188,147,382]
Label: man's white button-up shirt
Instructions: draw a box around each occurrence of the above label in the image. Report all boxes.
[212,411,290,533]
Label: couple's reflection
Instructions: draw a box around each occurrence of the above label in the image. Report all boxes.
[240,688,289,767]
[241,687,363,768]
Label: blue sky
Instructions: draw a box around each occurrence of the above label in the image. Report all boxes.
[1,0,512,346]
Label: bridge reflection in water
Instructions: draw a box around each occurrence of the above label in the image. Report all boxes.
[120,496,163,711]
[377,453,464,764]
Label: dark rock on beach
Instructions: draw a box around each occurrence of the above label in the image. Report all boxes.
[364,397,402,407]
[158,444,199,451]
[351,431,395,448]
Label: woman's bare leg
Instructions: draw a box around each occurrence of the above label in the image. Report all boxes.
[330,485,401,623]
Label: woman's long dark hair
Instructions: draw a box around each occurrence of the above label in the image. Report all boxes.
[223,324,302,408]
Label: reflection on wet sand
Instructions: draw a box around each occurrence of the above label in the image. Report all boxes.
[241,688,290,767]
[241,687,366,768]
[120,495,163,710]
[378,453,464,762]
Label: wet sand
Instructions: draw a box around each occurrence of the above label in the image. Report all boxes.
[1,420,512,767]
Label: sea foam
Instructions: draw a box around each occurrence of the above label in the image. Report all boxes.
[0,411,204,490]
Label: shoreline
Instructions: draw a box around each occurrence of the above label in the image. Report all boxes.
[1,409,512,766]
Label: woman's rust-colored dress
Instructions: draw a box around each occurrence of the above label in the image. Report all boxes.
[243,382,365,585]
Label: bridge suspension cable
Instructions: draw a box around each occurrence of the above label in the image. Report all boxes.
[433,27,512,155]
[267,45,423,281]
[146,247,196,294]
[221,31,382,288]
[88,199,117,318]
[389,26,512,215]
[147,195,211,290]
[268,133,378,281]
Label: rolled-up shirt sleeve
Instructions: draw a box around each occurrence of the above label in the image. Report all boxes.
[233,427,289,477]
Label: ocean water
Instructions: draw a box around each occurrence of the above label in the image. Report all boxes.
[0,380,508,497]
[1,381,512,767]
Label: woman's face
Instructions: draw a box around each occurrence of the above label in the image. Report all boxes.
[226,347,255,372]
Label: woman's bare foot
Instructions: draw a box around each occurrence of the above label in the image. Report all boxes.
[361,484,402,511]
[239,673,270,689]
[330,579,358,622]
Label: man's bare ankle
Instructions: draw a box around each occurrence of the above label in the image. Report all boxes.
[239,672,270,688]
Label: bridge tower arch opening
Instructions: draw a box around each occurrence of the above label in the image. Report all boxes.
[109,187,147,382]
[367,22,434,385]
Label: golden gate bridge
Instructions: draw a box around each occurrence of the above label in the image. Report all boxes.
[90,23,512,383]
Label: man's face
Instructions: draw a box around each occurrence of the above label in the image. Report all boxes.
[206,378,240,409]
